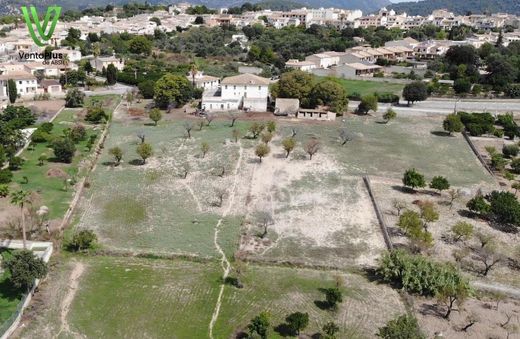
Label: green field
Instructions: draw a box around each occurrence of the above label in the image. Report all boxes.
[69,257,221,338]
[278,115,492,186]
[19,256,405,339]
[9,95,121,220]
[322,77,406,97]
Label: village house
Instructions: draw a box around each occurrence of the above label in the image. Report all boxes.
[187,71,220,90]
[285,59,317,72]
[40,79,63,95]
[90,56,125,72]
[0,71,38,99]
[201,73,270,112]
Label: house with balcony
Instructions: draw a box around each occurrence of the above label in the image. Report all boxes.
[201,73,270,112]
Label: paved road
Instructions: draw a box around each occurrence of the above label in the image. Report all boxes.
[349,99,520,117]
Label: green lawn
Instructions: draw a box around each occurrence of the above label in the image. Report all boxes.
[68,257,222,338]
[323,77,405,97]
[9,95,120,220]
[0,250,24,325]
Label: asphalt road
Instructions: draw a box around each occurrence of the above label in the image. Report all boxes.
[349,99,520,116]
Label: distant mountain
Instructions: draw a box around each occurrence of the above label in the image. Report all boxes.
[389,0,520,16]
[0,0,391,15]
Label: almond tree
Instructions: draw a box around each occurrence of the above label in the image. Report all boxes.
[305,138,320,160]
[255,143,270,163]
[184,122,193,138]
[201,142,209,158]
[109,147,123,166]
[282,137,295,158]
[232,129,241,142]
[228,112,239,127]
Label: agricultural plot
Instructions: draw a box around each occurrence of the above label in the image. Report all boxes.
[237,138,385,267]
[324,78,405,97]
[76,118,253,258]
[17,256,406,339]
[282,115,492,186]
[76,109,491,266]
[213,265,406,338]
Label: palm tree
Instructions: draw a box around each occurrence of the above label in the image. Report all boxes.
[10,190,31,249]
[190,63,198,87]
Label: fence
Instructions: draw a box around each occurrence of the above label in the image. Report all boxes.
[462,131,495,177]
[363,175,393,250]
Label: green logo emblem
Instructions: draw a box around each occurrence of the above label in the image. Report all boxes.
[21,5,62,47]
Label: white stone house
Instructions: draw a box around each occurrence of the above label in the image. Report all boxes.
[0,71,38,99]
[187,71,220,90]
[90,56,125,72]
[285,59,317,72]
[201,73,270,112]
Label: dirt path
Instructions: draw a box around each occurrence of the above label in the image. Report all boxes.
[208,143,243,339]
[472,280,520,299]
[55,261,85,338]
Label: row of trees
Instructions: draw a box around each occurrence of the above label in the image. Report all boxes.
[271,70,348,113]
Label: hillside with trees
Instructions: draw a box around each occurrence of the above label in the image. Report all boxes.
[389,0,520,16]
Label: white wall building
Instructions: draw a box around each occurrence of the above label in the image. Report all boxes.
[201,73,270,112]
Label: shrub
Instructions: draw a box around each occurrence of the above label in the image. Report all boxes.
[69,124,87,143]
[430,176,450,193]
[0,169,13,184]
[503,144,519,158]
[467,195,491,215]
[31,129,51,143]
[0,184,9,197]
[376,93,400,103]
[378,314,425,339]
[51,137,76,163]
[69,230,97,251]
[377,250,470,297]
[494,129,504,138]
[65,88,85,108]
[488,191,520,227]
[511,158,520,173]
[85,107,108,124]
[491,153,507,171]
[8,156,24,170]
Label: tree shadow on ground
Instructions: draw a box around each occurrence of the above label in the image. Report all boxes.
[431,130,453,137]
[418,302,444,318]
[128,159,143,166]
[274,323,294,337]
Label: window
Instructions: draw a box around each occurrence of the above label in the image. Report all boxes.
[233,85,236,90]
[225,85,228,89]
[258,86,261,90]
